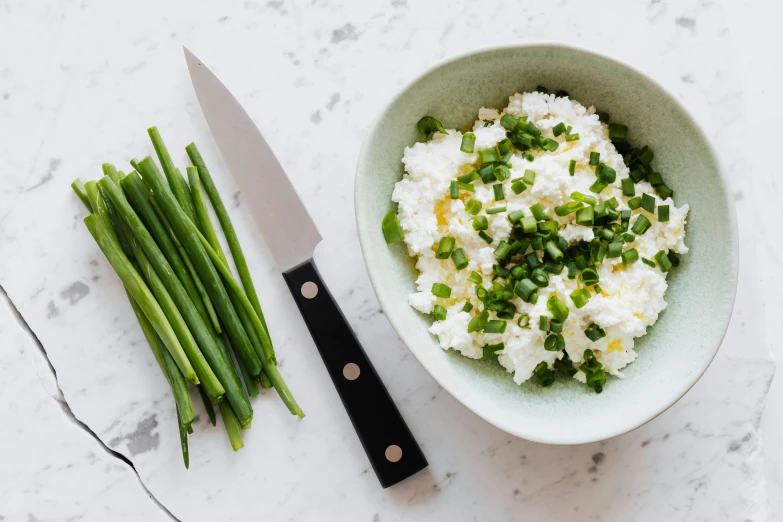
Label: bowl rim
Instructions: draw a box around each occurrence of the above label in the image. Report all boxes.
[354,41,739,445]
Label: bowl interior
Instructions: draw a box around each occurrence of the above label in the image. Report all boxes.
[355,44,737,444]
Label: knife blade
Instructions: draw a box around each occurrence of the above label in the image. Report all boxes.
[184,47,428,488]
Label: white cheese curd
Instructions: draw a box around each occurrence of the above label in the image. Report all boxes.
[392,92,689,389]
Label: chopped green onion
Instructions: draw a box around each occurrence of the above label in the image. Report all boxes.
[465,198,482,215]
[482,342,505,360]
[533,361,555,386]
[493,264,511,278]
[523,152,534,162]
[500,113,518,130]
[544,260,564,274]
[382,211,405,243]
[486,206,506,215]
[529,203,547,221]
[546,295,569,322]
[589,180,608,194]
[545,240,564,262]
[511,179,527,194]
[539,315,549,331]
[494,241,513,260]
[520,216,538,234]
[608,123,628,142]
[459,182,475,193]
[479,164,496,184]
[476,287,489,302]
[516,314,529,328]
[571,192,597,205]
[655,250,673,272]
[523,169,536,185]
[621,248,639,266]
[548,319,563,333]
[433,304,447,320]
[621,178,635,197]
[631,215,652,235]
[449,180,459,199]
[570,288,591,308]
[597,112,610,123]
[417,116,447,141]
[589,152,600,166]
[593,285,603,294]
[629,167,645,183]
[606,241,623,258]
[658,205,670,222]
[508,210,525,223]
[497,138,512,156]
[622,232,635,242]
[493,184,505,201]
[637,145,654,164]
[641,193,656,213]
[472,215,489,231]
[646,171,662,185]
[530,236,543,251]
[526,252,541,269]
[462,302,474,312]
[514,279,539,303]
[598,164,617,184]
[569,159,576,176]
[584,324,607,342]
[606,197,619,210]
[467,310,489,333]
[457,169,480,184]
[555,201,584,216]
[640,257,655,268]
[580,349,607,393]
[627,197,642,210]
[500,151,513,164]
[452,248,469,270]
[575,205,594,226]
[510,265,528,280]
[431,282,452,298]
[494,165,511,182]
[484,320,507,334]
[531,267,550,287]
[544,333,565,352]
[478,231,493,244]
[580,267,600,286]
[478,148,500,164]
[656,183,673,199]
[460,133,476,153]
[436,237,456,259]
[468,271,483,284]
[565,133,580,142]
[553,122,567,137]
[541,138,559,152]
[567,262,577,279]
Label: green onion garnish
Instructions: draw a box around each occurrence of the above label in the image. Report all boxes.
[523,152,534,162]
[452,248,469,270]
[544,333,565,352]
[606,241,623,258]
[569,159,576,176]
[606,197,619,210]
[598,164,617,184]
[553,122,567,137]
[431,282,451,298]
[514,279,538,303]
[500,151,513,164]
[497,138,512,156]
[520,216,538,233]
[621,178,635,197]
[531,267,549,287]
[533,362,555,386]
[637,145,654,164]
[529,203,547,221]
[573,206,593,226]
[545,240,564,262]
[658,205,670,222]
[416,116,447,141]
[484,320,507,334]
[467,310,489,333]
[468,271,483,284]
[584,324,606,342]
[511,179,527,194]
[589,151,600,166]
[459,182,476,193]
[508,210,525,223]
[476,287,489,302]
[465,198,482,215]
[546,295,569,322]
[539,315,549,331]
[631,215,652,235]
[655,250,673,272]
[570,288,591,308]
[565,133,580,142]
[571,192,597,205]
[523,169,536,185]
[580,267,600,286]
[462,302,473,312]
[433,304,447,321]
[647,171,663,185]
[486,206,506,215]
[460,133,476,153]
[435,237,456,259]
[510,265,528,280]
[608,123,628,142]
[472,215,489,231]
[548,319,563,333]
[629,167,644,183]
[656,183,673,199]
[478,231,493,244]
[493,264,511,278]
[589,180,608,194]
[641,193,655,213]
[382,211,405,244]
[482,342,505,360]
[621,248,639,266]
[479,164,496,184]
[641,257,656,268]
[541,138,559,152]
[494,165,511,181]
[500,113,518,130]
[555,201,584,216]
[478,148,500,164]
[493,184,505,201]
[449,180,459,199]
[494,241,513,260]
[457,169,480,184]
[627,197,642,210]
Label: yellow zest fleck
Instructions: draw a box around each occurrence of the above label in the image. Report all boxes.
[607,339,623,353]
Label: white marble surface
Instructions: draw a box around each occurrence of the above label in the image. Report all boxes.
[0,0,776,520]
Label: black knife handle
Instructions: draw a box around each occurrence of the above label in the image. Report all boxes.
[282,259,428,487]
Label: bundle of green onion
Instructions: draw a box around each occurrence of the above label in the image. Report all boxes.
[71,127,303,468]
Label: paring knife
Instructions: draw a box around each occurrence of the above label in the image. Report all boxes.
[184,47,427,488]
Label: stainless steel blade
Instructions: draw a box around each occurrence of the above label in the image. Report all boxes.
[184,46,321,272]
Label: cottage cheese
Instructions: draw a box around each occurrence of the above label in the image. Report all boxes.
[391,91,689,387]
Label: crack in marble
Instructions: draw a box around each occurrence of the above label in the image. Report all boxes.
[0,285,181,522]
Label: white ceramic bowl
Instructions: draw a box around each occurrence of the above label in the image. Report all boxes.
[355,43,737,444]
